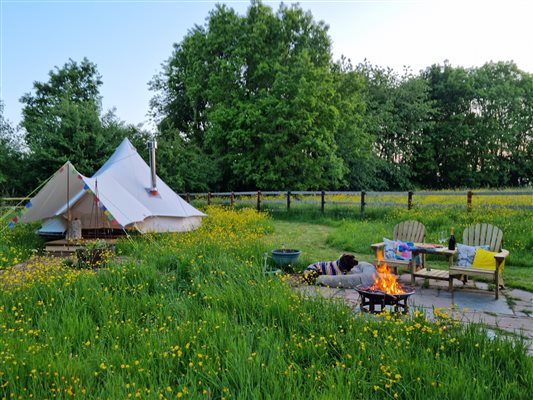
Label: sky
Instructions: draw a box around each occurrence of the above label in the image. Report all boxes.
[1,0,533,130]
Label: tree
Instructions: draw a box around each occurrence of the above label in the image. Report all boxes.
[470,62,533,186]
[357,61,433,189]
[418,63,477,188]
[151,0,369,190]
[20,58,127,188]
[331,57,373,190]
[0,101,24,195]
[419,62,533,188]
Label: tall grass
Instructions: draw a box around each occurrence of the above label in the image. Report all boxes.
[0,223,44,270]
[1,206,531,399]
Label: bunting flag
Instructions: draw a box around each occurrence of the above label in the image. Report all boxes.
[80,182,121,227]
[7,204,30,229]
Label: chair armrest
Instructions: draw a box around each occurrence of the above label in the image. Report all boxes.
[371,242,385,252]
[494,249,509,261]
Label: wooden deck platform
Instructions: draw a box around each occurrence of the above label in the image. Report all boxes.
[45,238,118,255]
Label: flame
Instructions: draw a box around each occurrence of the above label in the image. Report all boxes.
[369,250,405,295]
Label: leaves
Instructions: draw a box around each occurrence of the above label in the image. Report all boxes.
[151,1,370,191]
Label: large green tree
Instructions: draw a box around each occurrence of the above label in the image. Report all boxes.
[20,58,129,188]
[151,0,369,190]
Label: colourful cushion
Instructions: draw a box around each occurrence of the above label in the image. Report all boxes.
[472,248,505,271]
[395,241,414,261]
[456,244,489,267]
[383,238,420,265]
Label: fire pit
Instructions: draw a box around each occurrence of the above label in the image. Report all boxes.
[356,284,415,314]
[356,250,415,314]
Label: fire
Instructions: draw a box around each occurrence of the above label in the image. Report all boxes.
[369,251,405,295]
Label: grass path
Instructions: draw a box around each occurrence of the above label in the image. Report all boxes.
[267,220,373,267]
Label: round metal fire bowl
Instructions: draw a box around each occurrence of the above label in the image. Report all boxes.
[355,284,415,314]
[355,284,415,300]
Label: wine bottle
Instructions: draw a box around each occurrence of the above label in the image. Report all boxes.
[448,228,456,250]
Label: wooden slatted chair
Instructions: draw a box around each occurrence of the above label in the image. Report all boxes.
[371,220,426,274]
[449,223,509,300]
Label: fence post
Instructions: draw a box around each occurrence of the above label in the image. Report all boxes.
[321,191,325,213]
[360,191,366,216]
[467,191,473,211]
[408,191,413,210]
[207,192,211,206]
[186,193,190,203]
[230,191,235,207]
[257,191,261,211]
[287,191,291,211]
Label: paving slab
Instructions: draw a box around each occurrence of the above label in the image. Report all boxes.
[452,290,512,315]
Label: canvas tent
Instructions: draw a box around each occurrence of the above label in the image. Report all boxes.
[11,138,206,235]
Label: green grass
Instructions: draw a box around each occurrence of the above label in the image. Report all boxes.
[0,207,532,399]
[0,223,44,269]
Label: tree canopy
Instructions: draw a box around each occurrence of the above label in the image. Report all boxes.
[150,0,369,191]
[18,58,140,189]
[1,1,532,196]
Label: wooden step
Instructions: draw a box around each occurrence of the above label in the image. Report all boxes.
[45,239,118,255]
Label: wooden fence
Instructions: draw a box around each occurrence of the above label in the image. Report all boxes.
[2,191,532,218]
[179,190,533,214]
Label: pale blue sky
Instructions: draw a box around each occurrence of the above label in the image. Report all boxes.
[2,0,532,130]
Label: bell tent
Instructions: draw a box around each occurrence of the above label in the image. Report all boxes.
[10,138,206,236]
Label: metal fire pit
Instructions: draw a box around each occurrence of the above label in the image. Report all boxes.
[355,284,415,314]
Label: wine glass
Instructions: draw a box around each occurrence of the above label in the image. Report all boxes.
[438,231,446,245]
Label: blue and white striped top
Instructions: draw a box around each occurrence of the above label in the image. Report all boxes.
[305,259,343,276]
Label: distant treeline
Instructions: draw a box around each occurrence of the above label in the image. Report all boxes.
[1,0,531,196]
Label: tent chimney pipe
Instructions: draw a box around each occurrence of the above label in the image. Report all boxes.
[148,140,158,196]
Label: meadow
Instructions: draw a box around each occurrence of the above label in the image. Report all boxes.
[0,206,532,399]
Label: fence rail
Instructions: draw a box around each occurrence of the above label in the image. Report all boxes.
[2,191,532,217]
[180,190,533,213]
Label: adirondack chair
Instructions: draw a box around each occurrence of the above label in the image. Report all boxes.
[370,220,426,274]
[449,223,509,300]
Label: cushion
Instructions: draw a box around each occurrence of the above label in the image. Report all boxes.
[316,262,377,288]
[456,244,490,267]
[395,241,414,261]
[383,238,397,260]
[472,248,505,271]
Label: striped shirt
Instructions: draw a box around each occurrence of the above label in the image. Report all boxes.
[305,259,343,276]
